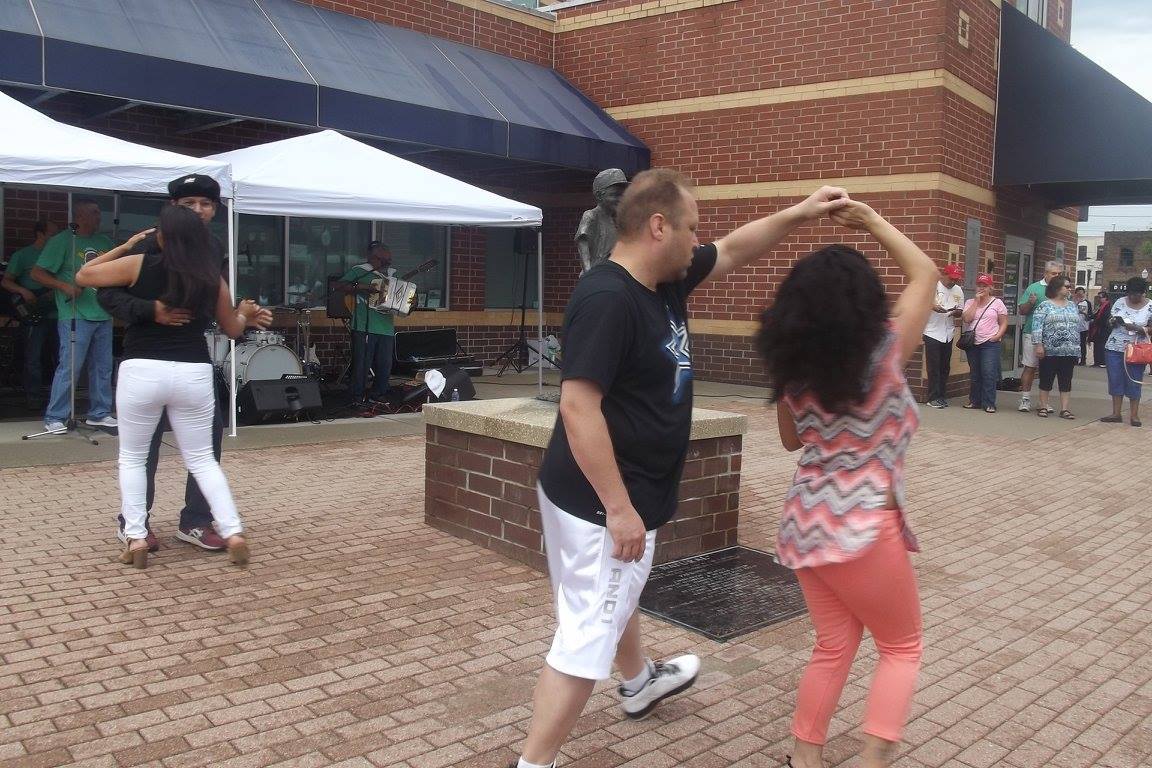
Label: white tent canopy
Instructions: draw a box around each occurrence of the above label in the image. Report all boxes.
[208,130,540,226]
[0,91,233,196]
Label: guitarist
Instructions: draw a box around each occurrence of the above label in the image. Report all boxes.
[2,220,60,409]
[336,240,396,405]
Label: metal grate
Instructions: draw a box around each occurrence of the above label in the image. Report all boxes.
[640,547,807,642]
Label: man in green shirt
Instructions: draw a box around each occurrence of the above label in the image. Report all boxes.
[1016,260,1064,412]
[30,199,117,432]
[337,241,396,403]
[2,220,59,408]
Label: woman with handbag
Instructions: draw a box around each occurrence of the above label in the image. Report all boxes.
[1100,276,1152,427]
[1031,275,1080,419]
[757,199,937,768]
[959,274,1008,413]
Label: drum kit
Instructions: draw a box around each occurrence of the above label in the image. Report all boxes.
[206,270,424,392]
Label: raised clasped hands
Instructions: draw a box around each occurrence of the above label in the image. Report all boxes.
[829,198,884,232]
[799,186,851,220]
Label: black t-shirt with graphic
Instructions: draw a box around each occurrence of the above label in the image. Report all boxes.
[538,243,718,530]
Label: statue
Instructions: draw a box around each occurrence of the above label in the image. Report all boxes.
[574,168,629,274]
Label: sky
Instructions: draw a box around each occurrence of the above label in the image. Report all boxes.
[1069,0,1152,237]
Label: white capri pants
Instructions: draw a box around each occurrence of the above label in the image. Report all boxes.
[116,359,243,541]
[538,484,656,681]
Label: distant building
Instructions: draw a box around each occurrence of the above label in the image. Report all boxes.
[1075,235,1104,299]
[1102,231,1152,294]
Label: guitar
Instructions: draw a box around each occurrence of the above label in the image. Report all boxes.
[343,258,438,316]
[10,287,54,325]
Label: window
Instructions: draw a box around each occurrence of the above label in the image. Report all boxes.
[1094,272,1102,287]
[1076,269,1086,286]
[1120,248,1134,268]
[287,218,374,308]
[1077,245,1087,261]
[236,215,285,306]
[378,222,449,309]
[1096,245,1104,260]
[1015,0,1046,25]
[485,229,539,309]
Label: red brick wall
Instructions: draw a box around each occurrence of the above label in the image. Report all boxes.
[425,425,741,570]
[555,0,946,108]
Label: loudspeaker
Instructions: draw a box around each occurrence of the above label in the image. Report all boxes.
[326,276,350,319]
[237,378,323,424]
[428,363,476,403]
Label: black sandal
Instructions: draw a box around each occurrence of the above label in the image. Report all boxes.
[1059,410,1075,420]
[1037,409,1049,418]
[985,406,997,413]
[963,403,978,409]
[1132,420,1143,427]
[1100,415,1123,423]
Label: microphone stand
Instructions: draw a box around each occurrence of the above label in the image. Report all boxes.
[23,223,100,445]
[495,245,531,376]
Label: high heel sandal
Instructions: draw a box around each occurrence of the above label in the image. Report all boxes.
[227,536,249,566]
[118,539,148,569]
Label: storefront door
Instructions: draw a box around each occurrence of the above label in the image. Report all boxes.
[1002,235,1035,373]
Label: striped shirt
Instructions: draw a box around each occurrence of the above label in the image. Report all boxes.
[777,327,920,569]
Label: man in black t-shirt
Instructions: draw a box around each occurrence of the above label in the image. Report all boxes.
[99,174,232,554]
[512,170,850,768]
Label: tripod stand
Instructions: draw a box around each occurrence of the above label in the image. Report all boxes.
[494,245,531,377]
[23,225,101,445]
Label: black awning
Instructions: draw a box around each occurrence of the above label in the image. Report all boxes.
[995,3,1152,207]
[0,0,649,175]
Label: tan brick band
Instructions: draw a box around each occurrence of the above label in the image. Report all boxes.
[447,0,556,30]
[608,69,996,120]
[555,0,739,32]
[694,172,996,207]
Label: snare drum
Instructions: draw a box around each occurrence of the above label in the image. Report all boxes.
[245,329,285,346]
[224,341,302,388]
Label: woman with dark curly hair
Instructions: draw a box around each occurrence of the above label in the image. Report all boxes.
[757,199,937,768]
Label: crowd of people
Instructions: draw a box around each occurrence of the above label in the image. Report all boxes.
[921,261,1150,423]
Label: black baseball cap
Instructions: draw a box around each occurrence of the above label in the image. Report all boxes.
[168,174,221,202]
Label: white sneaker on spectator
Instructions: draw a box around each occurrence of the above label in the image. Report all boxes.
[44,420,67,434]
[87,415,118,428]
[1017,395,1030,413]
[618,654,700,720]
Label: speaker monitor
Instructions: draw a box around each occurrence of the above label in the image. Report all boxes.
[238,378,323,424]
[429,363,476,403]
[326,276,351,319]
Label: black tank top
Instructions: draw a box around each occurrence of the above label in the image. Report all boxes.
[123,254,213,364]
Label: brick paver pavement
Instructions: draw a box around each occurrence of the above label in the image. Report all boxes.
[1,404,1149,768]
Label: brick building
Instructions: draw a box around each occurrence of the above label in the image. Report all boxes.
[3,0,1151,401]
[1100,231,1152,294]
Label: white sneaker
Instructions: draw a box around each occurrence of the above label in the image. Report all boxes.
[618,654,700,720]
[44,420,67,434]
[87,415,118,428]
[1017,396,1031,413]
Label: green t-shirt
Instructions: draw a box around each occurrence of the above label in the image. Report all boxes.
[6,244,57,319]
[341,264,395,336]
[1019,279,1047,335]
[36,231,113,322]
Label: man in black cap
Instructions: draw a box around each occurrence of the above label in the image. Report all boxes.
[99,173,235,553]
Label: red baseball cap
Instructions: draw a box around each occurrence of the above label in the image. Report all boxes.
[976,273,994,286]
[943,264,963,279]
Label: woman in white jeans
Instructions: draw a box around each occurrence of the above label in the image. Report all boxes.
[77,206,270,568]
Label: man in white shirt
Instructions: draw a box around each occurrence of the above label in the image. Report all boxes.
[922,263,965,407]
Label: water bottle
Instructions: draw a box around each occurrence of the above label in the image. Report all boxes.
[450,388,460,402]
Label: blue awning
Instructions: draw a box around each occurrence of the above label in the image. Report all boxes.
[0,0,649,174]
[994,3,1152,207]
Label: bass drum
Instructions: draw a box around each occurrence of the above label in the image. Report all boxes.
[224,341,302,388]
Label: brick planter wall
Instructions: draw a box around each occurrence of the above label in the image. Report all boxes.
[424,425,741,571]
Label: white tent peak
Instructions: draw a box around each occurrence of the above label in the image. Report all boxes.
[0,91,233,197]
[209,130,541,227]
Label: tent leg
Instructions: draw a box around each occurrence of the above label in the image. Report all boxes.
[228,202,238,438]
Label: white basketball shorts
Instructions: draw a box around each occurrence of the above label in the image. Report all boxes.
[537,484,657,681]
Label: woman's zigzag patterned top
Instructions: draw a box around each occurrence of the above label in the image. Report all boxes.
[777,328,920,569]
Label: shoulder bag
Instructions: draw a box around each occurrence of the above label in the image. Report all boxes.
[957,300,994,351]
